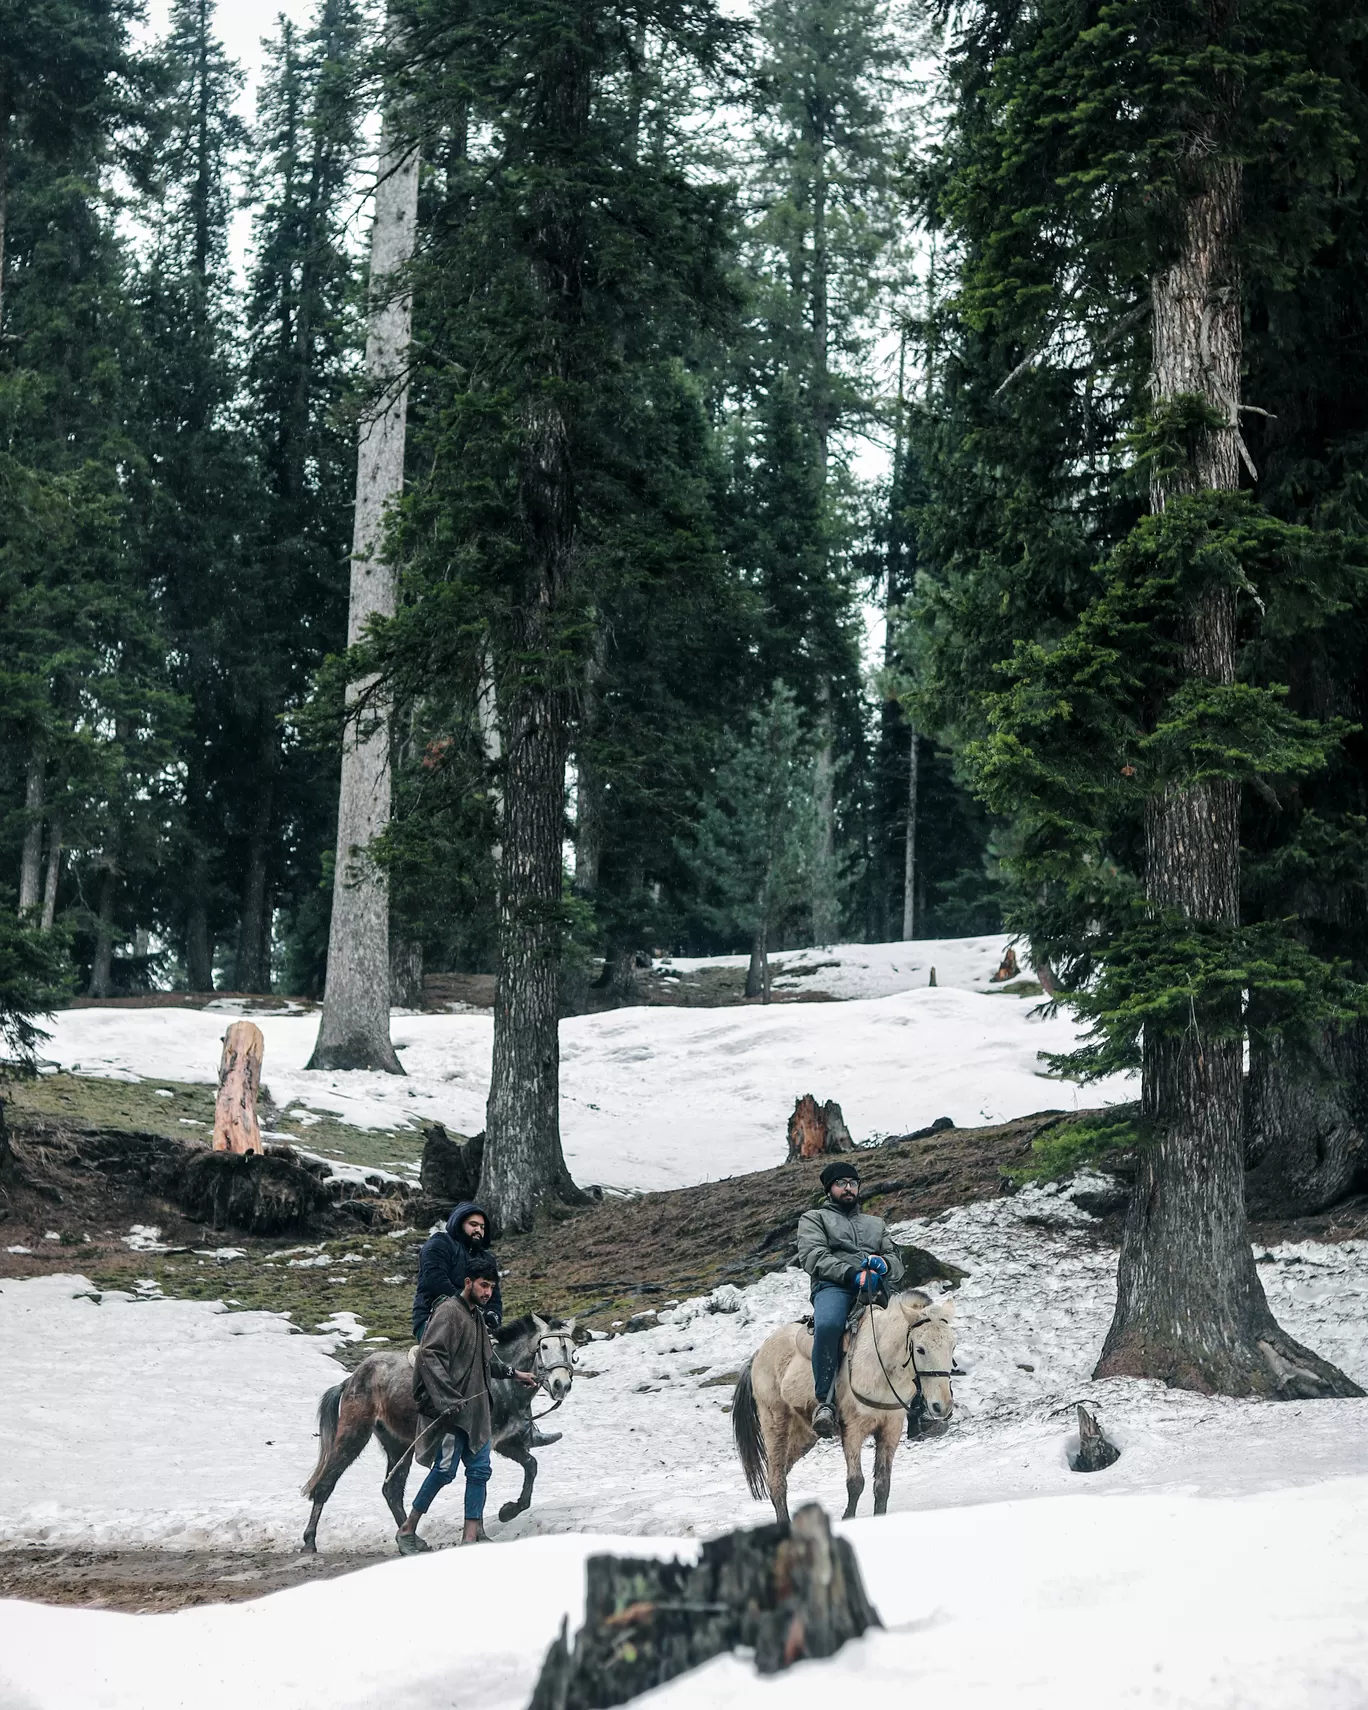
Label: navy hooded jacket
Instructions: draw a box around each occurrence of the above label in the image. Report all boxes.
[410,1199,504,1340]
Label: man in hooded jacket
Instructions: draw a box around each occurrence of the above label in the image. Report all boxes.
[412,1200,503,1340]
[796,1158,905,1438]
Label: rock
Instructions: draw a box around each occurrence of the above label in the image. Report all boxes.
[897,1242,969,1288]
[419,1123,485,1202]
[623,1310,658,1333]
[786,1095,853,1161]
[1070,1176,1130,1218]
[527,1503,878,1710]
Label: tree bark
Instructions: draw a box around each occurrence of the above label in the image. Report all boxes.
[40,813,61,931]
[479,666,581,1229]
[475,42,590,1230]
[235,714,276,994]
[88,862,117,998]
[1094,142,1359,1398]
[17,742,44,917]
[390,936,423,1008]
[212,1020,264,1154]
[308,106,418,1074]
[186,891,214,992]
[1245,1026,1368,1218]
[745,924,766,1000]
[811,683,839,942]
[901,725,919,941]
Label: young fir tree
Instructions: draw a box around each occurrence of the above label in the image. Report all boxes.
[921,0,1367,1396]
[370,0,740,1229]
[239,0,365,992]
[734,0,904,940]
[680,681,817,1000]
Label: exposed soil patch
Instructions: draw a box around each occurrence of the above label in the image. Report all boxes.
[0,1546,389,1612]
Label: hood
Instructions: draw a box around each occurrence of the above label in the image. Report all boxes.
[446,1200,490,1246]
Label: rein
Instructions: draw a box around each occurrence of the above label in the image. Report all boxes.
[847,1309,955,1413]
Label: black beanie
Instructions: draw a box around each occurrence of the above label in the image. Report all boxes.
[820,1159,860,1191]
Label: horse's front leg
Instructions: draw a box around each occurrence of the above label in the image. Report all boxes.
[377,1428,413,1528]
[871,1418,900,1516]
[840,1421,866,1520]
[495,1438,538,1524]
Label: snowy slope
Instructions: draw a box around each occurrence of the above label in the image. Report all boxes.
[37,936,1129,1193]
[6,1182,1368,1708]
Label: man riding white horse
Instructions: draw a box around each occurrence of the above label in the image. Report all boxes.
[797,1158,906,1438]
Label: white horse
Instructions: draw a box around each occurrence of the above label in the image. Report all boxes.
[732,1290,956,1524]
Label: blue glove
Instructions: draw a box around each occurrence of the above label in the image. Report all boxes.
[865,1255,889,1277]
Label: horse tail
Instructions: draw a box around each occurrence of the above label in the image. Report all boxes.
[732,1360,769,1502]
[302,1382,345,1498]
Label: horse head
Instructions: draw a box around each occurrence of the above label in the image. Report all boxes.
[531,1313,578,1401]
[901,1293,956,1421]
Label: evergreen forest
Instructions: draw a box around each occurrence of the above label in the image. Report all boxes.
[5,0,1368,1390]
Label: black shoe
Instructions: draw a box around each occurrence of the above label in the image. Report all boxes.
[396,1529,430,1556]
[812,1402,837,1439]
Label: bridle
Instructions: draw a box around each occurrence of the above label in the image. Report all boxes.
[529,1330,577,1422]
[847,1307,955,1414]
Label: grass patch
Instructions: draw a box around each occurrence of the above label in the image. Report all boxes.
[10,1073,424,1180]
[1013,1105,1141,1183]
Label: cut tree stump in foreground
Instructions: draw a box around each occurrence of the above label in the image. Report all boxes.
[786,1095,853,1161]
[528,1503,878,1710]
[212,1021,264,1154]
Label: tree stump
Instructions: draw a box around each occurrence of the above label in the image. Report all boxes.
[528,1503,878,1710]
[420,1123,485,1202]
[1072,1403,1121,1472]
[786,1095,853,1161]
[991,946,1019,982]
[212,1021,264,1154]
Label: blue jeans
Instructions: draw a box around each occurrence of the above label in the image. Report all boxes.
[812,1284,857,1403]
[411,1427,492,1521]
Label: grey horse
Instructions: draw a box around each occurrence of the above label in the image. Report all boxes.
[302,1313,577,1551]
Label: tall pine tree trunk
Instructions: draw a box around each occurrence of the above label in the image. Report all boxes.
[1245,1027,1368,1218]
[476,38,587,1224]
[1094,139,1357,1397]
[17,742,44,917]
[901,724,918,941]
[88,861,117,998]
[309,107,417,1074]
[40,813,61,931]
[235,712,277,993]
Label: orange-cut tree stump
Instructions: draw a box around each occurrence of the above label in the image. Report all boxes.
[213,1020,265,1153]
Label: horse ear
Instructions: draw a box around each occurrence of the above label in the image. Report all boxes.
[563,1317,577,1337]
[532,1313,549,1334]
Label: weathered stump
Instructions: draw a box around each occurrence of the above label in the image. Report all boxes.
[1073,1403,1121,1472]
[786,1095,853,1162]
[528,1503,878,1710]
[991,946,1019,982]
[419,1123,485,1202]
[213,1021,264,1154]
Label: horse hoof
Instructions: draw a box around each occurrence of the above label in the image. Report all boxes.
[301,1541,316,1555]
[498,1502,521,1523]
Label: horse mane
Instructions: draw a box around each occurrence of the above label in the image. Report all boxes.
[494,1312,568,1348]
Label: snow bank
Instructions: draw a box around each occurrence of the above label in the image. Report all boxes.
[4,1477,1368,1709]
[38,935,1131,1192]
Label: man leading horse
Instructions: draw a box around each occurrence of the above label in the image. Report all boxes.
[796,1158,906,1438]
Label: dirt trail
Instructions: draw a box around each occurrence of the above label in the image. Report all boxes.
[0,1546,389,1612]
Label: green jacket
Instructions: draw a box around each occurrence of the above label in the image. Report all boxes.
[796,1198,906,1298]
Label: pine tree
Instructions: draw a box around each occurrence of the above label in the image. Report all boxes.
[372,0,740,1229]
[681,682,817,999]
[922,0,1367,1396]
[238,0,365,992]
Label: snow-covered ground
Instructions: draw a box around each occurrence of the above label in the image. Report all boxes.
[4,1183,1368,1708]
[36,936,1129,1192]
